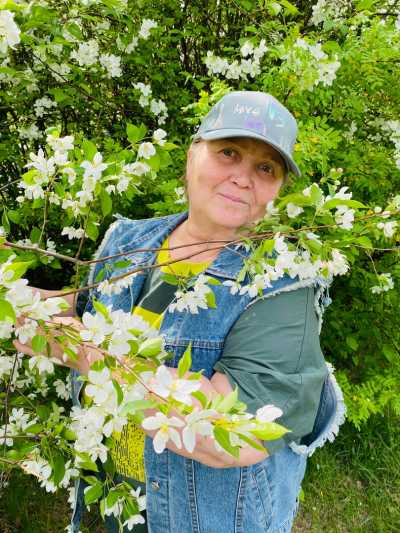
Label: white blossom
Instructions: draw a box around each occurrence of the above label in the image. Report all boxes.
[34,96,57,118]
[174,186,187,205]
[182,409,216,453]
[142,412,184,453]
[61,227,86,240]
[240,41,254,58]
[54,378,71,400]
[99,53,122,78]
[25,148,56,179]
[15,318,37,344]
[335,206,355,230]
[138,19,157,39]
[326,249,349,277]
[46,134,74,154]
[19,124,41,141]
[149,365,201,404]
[377,221,397,238]
[371,273,394,294]
[70,40,99,66]
[255,405,283,422]
[80,311,113,345]
[81,152,108,180]
[286,203,304,219]
[28,356,55,375]
[153,128,167,146]
[138,142,156,160]
[123,162,150,176]
[0,10,21,54]
[265,200,280,218]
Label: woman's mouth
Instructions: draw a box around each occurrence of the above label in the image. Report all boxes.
[218,192,248,205]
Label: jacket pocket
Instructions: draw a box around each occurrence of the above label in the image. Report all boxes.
[249,464,273,531]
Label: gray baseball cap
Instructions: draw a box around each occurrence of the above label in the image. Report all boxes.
[193,91,300,177]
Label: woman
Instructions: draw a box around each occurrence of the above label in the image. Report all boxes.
[17,91,344,532]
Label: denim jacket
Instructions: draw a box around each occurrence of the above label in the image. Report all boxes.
[71,213,345,533]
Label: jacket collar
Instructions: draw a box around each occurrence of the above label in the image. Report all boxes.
[119,212,250,281]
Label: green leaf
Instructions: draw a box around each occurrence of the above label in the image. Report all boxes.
[63,346,78,362]
[32,335,47,354]
[61,428,77,441]
[65,22,83,40]
[262,239,275,255]
[138,337,163,357]
[146,152,160,172]
[112,379,123,406]
[77,457,98,472]
[206,290,217,309]
[24,423,43,435]
[82,140,97,160]
[191,390,208,408]
[126,124,140,144]
[237,433,267,452]
[86,221,99,242]
[216,387,238,413]
[29,227,42,243]
[323,199,366,210]
[356,236,373,248]
[84,481,103,505]
[1,211,10,233]
[346,336,358,351]
[114,260,132,269]
[206,277,221,286]
[178,343,192,378]
[0,299,16,324]
[161,273,179,285]
[120,399,157,416]
[382,344,397,363]
[266,1,282,15]
[105,489,120,509]
[280,0,299,15]
[3,261,33,282]
[36,405,50,421]
[51,454,66,486]
[250,422,289,440]
[355,0,378,11]
[7,210,20,224]
[214,426,240,458]
[100,189,112,217]
[93,298,110,320]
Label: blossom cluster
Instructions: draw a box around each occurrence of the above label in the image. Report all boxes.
[133,82,168,125]
[310,0,352,27]
[205,39,268,80]
[282,38,341,91]
[0,10,21,55]
[15,129,169,238]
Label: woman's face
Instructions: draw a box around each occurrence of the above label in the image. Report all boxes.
[185,137,285,234]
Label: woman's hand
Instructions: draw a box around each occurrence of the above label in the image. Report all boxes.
[13,315,104,375]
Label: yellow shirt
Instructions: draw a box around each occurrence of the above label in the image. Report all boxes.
[110,238,210,481]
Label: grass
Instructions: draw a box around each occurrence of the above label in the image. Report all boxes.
[1,416,399,532]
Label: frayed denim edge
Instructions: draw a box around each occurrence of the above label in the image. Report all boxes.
[288,364,346,457]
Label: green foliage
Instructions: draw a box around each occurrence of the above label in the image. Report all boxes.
[0,0,399,433]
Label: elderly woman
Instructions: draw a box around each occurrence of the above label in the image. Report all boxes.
[17,91,343,532]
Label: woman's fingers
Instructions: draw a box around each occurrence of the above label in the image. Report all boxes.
[13,339,35,357]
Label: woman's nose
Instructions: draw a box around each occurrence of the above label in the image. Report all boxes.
[230,169,252,188]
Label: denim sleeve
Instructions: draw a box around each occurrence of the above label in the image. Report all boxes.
[214,287,328,453]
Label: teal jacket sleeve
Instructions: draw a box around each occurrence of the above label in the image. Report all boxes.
[213,287,328,453]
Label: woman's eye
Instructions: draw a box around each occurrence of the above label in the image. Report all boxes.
[260,163,275,175]
[222,148,235,157]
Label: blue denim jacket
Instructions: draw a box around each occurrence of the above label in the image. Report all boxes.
[71,213,345,533]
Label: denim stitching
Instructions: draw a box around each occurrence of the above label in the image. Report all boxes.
[235,467,248,533]
[185,460,200,533]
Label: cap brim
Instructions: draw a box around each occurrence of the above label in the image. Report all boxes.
[195,128,301,177]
